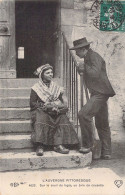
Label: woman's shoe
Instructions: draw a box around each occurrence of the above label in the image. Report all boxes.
[54,145,69,154]
[79,147,91,154]
[36,146,44,156]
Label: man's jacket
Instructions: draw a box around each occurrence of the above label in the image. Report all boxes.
[84,49,115,97]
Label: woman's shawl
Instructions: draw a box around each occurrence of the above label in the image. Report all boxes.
[32,80,63,103]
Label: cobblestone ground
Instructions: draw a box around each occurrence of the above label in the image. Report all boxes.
[91,129,125,177]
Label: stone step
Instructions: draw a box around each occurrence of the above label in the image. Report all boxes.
[0,148,34,153]
[0,108,30,120]
[0,97,29,108]
[0,108,78,121]
[0,78,38,88]
[0,78,61,88]
[0,120,31,133]
[123,111,125,127]
[0,134,32,150]
[0,150,92,171]
[0,120,78,134]
[0,88,31,97]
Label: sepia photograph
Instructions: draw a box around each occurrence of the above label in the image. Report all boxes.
[0,0,125,194]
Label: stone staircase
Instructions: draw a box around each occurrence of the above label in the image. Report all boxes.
[0,79,92,171]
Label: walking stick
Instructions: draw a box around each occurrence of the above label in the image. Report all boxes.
[80,72,101,159]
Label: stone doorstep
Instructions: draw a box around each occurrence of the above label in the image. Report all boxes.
[0,97,29,108]
[0,78,60,88]
[0,108,30,120]
[0,134,33,150]
[0,120,31,133]
[0,78,38,88]
[0,88,31,97]
[0,151,92,171]
[0,70,16,79]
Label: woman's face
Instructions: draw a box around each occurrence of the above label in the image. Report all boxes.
[43,68,53,82]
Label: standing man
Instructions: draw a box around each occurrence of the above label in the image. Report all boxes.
[70,37,115,159]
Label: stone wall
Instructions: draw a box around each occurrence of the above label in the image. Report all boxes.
[61,0,125,131]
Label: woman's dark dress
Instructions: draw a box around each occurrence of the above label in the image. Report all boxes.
[30,89,79,146]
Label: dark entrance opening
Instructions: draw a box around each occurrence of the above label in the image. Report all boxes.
[15,0,59,78]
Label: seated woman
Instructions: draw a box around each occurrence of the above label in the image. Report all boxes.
[30,64,79,156]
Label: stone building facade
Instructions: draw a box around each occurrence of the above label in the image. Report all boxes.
[0,0,125,131]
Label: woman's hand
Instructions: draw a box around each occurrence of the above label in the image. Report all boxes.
[43,102,55,110]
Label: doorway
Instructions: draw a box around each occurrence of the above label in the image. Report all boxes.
[15,0,60,78]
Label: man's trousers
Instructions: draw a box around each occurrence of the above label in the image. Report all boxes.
[78,93,111,156]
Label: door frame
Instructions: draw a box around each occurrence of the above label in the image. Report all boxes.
[0,0,16,78]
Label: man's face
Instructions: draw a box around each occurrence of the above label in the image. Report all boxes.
[75,47,87,58]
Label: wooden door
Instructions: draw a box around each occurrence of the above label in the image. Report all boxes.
[0,0,16,78]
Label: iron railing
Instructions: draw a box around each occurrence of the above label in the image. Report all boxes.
[61,32,97,147]
[61,32,83,133]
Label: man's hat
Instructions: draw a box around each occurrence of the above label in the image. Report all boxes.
[70,37,92,50]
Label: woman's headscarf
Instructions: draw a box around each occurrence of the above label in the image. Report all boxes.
[34,64,53,77]
[32,64,63,103]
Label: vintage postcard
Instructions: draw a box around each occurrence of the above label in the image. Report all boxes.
[0,0,125,195]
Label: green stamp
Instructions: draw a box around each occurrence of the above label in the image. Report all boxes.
[91,0,125,31]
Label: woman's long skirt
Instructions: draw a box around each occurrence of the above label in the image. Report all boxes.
[31,109,79,146]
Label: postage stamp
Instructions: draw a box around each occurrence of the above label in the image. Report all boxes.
[91,0,125,31]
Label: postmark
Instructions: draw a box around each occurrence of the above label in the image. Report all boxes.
[91,0,125,31]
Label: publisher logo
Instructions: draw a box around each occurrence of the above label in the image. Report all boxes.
[114,180,123,188]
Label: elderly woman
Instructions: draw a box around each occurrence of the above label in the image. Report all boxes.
[30,64,79,156]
